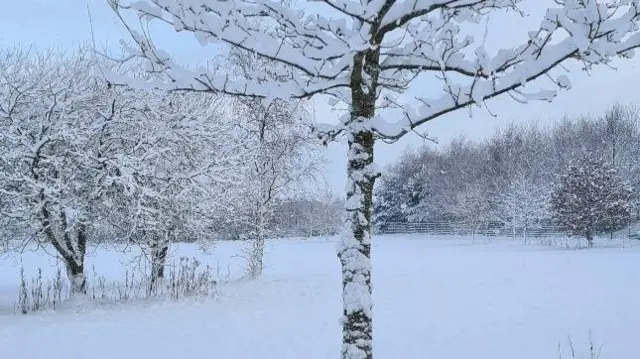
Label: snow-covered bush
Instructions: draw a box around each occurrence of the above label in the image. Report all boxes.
[270,193,343,238]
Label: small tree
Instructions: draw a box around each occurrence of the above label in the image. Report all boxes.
[500,168,551,241]
[374,149,430,228]
[227,50,322,278]
[451,182,496,238]
[110,89,244,292]
[551,155,632,246]
[0,48,119,296]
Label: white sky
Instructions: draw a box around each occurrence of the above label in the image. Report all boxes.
[3,0,640,193]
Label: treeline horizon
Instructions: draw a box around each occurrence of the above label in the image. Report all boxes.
[374,104,640,234]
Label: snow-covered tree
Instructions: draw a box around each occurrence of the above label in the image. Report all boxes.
[451,181,496,236]
[500,168,550,240]
[551,154,632,246]
[0,47,243,296]
[374,109,640,236]
[108,0,640,357]
[374,148,430,226]
[227,49,322,277]
[107,89,244,290]
[0,48,123,295]
[599,104,640,218]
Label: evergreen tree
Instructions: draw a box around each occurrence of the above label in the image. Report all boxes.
[551,155,632,246]
[374,150,428,228]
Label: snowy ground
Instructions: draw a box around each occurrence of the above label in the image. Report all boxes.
[1,235,639,359]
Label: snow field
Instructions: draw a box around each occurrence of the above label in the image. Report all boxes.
[0,235,638,359]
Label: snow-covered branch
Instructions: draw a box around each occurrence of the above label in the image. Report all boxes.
[111,0,640,143]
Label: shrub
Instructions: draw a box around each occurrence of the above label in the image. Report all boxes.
[13,257,216,314]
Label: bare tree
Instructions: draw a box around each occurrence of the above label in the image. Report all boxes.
[228,50,323,277]
[108,1,640,357]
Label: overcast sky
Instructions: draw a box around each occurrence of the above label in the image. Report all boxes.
[3,0,640,193]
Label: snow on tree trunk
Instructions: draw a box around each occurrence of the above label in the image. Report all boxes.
[67,223,88,296]
[339,122,377,359]
[149,234,169,293]
[247,203,267,278]
[249,234,265,277]
[151,245,168,279]
[67,265,87,296]
[586,230,594,248]
[40,207,88,297]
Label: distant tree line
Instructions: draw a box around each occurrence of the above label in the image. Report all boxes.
[374,104,640,240]
[215,193,343,241]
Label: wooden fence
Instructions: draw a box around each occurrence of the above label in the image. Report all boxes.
[375,221,635,239]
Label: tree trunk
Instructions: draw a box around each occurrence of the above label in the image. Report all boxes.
[251,233,265,277]
[42,209,87,297]
[247,202,266,278]
[68,223,88,296]
[586,230,594,248]
[339,42,380,359]
[38,186,88,299]
[67,263,86,296]
[149,234,169,293]
[154,246,169,279]
[339,126,376,359]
